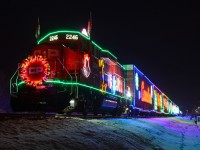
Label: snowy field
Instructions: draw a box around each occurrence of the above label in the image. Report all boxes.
[0,115,199,150]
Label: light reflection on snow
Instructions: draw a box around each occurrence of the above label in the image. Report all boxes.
[0,116,199,150]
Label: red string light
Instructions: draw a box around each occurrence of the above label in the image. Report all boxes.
[20,55,50,86]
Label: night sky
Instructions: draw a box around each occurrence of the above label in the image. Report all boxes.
[1,0,200,112]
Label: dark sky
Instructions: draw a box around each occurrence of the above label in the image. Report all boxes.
[1,0,200,111]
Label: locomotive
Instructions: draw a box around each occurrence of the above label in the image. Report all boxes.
[10,21,180,116]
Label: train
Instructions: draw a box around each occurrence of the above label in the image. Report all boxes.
[10,19,181,117]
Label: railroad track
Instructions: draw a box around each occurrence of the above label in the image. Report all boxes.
[0,112,126,120]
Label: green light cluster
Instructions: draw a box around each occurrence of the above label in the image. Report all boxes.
[17,80,131,101]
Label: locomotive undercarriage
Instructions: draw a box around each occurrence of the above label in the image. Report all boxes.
[61,86,127,116]
[10,84,126,116]
[10,85,70,112]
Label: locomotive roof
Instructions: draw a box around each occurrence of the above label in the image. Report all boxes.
[37,30,120,63]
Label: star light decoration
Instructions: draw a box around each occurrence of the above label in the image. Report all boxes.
[19,55,50,86]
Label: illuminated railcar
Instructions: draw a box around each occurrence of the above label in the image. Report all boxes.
[133,66,153,111]
[162,94,170,114]
[124,65,154,116]
[10,30,130,115]
[153,86,164,113]
[124,64,180,116]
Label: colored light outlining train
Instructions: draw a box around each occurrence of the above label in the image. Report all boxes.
[10,22,181,116]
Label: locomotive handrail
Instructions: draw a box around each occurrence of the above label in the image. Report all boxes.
[10,63,21,95]
[56,58,73,95]
[74,61,82,82]
[74,61,82,98]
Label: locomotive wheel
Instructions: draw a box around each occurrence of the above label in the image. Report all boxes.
[82,111,88,116]
[93,111,98,116]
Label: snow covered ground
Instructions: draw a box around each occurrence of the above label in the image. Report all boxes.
[0,115,199,150]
